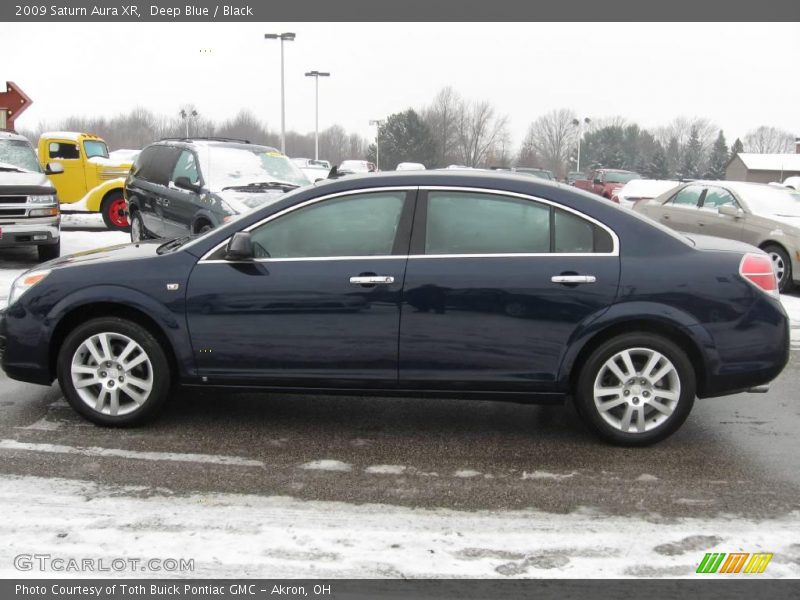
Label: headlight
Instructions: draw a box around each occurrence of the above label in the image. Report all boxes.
[29,207,59,217]
[8,270,51,307]
[28,194,57,204]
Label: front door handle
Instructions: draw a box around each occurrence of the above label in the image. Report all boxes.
[551,275,596,284]
[349,275,395,285]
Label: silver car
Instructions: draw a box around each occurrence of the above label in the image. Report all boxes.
[634,180,800,292]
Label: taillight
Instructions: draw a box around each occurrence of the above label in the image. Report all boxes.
[739,253,779,297]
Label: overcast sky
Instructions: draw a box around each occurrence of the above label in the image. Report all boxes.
[2,22,797,146]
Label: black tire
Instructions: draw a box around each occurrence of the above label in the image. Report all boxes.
[196,222,212,234]
[56,317,171,426]
[37,240,60,262]
[762,244,793,293]
[130,210,149,243]
[100,192,131,232]
[574,333,696,446]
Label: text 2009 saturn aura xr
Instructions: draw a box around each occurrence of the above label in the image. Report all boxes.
[0,171,790,445]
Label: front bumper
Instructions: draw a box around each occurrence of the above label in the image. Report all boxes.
[0,219,60,248]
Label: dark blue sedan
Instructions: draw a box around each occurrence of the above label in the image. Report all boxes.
[0,171,790,445]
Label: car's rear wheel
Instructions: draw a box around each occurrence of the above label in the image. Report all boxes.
[130,211,148,243]
[763,244,792,293]
[101,192,130,232]
[57,317,171,426]
[37,240,60,262]
[574,333,695,446]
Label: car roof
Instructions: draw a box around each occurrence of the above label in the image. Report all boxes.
[316,168,571,191]
[0,130,30,142]
[155,139,280,153]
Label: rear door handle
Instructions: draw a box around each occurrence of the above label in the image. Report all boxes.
[551,275,596,284]
[349,275,395,285]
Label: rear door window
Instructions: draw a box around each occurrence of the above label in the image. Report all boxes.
[701,187,738,209]
[48,142,79,160]
[134,145,181,186]
[667,185,704,207]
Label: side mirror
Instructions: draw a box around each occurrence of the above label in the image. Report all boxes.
[224,232,254,261]
[718,205,743,218]
[45,162,64,175]
[174,176,201,193]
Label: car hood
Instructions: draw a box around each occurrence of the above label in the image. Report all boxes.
[45,240,163,270]
[0,168,55,194]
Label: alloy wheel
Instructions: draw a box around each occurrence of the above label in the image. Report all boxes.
[70,332,154,416]
[592,347,681,434]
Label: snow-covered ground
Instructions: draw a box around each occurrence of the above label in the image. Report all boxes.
[1,474,797,578]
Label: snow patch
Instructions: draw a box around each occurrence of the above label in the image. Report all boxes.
[300,460,353,472]
[1,474,798,578]
[522,471,577,481]
[454,469,482,478]
[0,440,264,468]
[364,465,408,475]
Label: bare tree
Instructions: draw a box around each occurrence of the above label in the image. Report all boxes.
[519,108,577,177]
[743,125,795,153]
[422,86,462,167]
[453,100,509,168]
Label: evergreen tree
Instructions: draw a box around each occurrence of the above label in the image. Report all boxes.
[680,126,703,179]
[731,137,744,156]
[649,143,671,179]
[365,109,436,170]
[705,130,729,180]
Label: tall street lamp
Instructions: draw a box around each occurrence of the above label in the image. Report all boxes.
[572,117,591,173]
[369,119,384,170]
[265,32,296,154]
[305,70,330,161]
[179,108,198,137]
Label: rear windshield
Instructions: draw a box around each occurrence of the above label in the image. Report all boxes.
[0,139,41,172]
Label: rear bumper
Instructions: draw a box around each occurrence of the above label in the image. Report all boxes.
[0,219,60,248]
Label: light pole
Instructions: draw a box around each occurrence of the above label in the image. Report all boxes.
[305,70,330,161]
[572,117,591,172]
[369,119,384,170]
[179,108,198,137]
[265,32,296,154]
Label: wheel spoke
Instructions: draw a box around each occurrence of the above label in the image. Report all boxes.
[75,376,100,389]
[96,333,113,362]
[606,360,628,384]
[649,363,674,385]
[641,351,662,380]
[635,407,645,432]
[122,353,148,372]
[125,374,152,394]
[598,396,627,412]
[84,339,104,365]
[117,340,137,364]
[653,388,679,402]
[108,389,120,416]
[120,384,147,405]
[619,350,636,378]
[94,388,108,412]
[594,385,623,397]
[620,405,633,432]
[649,399,674,416]
[72,365,96,375]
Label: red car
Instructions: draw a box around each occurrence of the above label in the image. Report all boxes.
[574,169,641,200]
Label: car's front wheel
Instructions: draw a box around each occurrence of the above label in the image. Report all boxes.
[574,333,696,446]
[57,317,171,426]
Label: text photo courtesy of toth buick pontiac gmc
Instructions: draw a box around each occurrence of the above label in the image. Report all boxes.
[0,171,791,445]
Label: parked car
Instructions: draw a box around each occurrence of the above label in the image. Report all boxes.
[109,149,141,162]
[634,180,800,292]
[567,171,584,185]
[125,138,309,242]
[396,162,426,171]
[513,167,555,180]
[0,130,63,261]
[292,158,331,170]
[611,179,680,209]
[1,171,789,445]
[38,132,133,231]
[783,176,800,191]
[574,169,642,199]
[339,160,376,174]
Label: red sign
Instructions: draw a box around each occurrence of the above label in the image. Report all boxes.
[0,81,33,129]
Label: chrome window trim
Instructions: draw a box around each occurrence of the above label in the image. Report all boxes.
[198,185,620,263]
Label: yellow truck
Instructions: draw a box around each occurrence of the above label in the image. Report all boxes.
[38,132,133,230]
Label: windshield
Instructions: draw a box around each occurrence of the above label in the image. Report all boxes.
[742,185,800,217]
[199,145,310,189]
[84,140,109,159]
[0,139,41,172]
[605,171,641,184]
